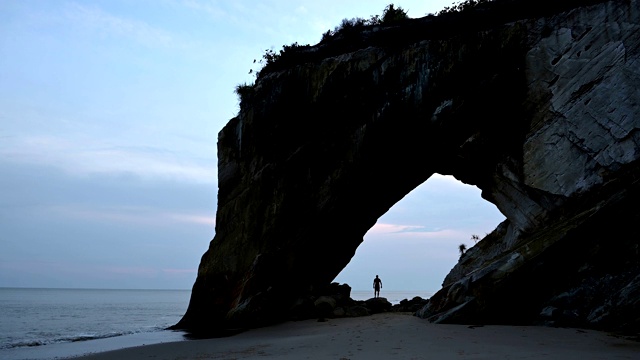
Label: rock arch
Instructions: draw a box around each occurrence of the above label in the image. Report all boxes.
[175,0,640,333]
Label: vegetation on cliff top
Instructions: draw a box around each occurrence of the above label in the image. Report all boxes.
[234,0,607,103]
[234,0,495,102]
[234,3,410,102]
[319,4,409,44]
[249,4,409,80]
[248,0,501,78]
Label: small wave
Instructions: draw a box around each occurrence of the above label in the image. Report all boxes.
[1,340,47,349]
[66,332,124,343]
[2,327,168,350]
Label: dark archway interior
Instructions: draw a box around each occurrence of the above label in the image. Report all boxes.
[334,174,505,295]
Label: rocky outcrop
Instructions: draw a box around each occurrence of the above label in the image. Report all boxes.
[173,0,640,334]
[289,282,392,321]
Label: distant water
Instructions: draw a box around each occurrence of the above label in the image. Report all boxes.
[0,288,191,360]
[0,288,433,360]
[350,290,433,304]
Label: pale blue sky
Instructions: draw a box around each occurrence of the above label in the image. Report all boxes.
[0,0,504,293]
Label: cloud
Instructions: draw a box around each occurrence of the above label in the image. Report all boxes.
[0,260,197,288]
[178,0,229,19]
[368,221,468,237]
[0,260,159,280]
[106,266,159,276]
[1,135,216,184]
[176,0,254,32]
[47,204,215,227]
[368,223,434,234]
[162,268,197,275]
[366,223,464,241]
[167,213,216,226]
[64,2,176,48]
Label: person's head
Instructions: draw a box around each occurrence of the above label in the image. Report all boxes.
[376,275,379,278]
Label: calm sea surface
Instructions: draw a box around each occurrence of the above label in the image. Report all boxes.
[0,287,432,360]
[350,290,433,304]
[0,288,191,360]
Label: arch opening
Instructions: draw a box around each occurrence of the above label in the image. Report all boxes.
[333,173,505,300]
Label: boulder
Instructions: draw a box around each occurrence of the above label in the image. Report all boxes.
[393,297,430,313]
[364,298,392,314]
[346,306,370,317]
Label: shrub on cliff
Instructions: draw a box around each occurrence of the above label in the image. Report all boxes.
[438,0,493,15]
[248,3,410,80]
[380,4,408,23]
[252,42,310,79]
[319,4,408,44]
[458,243,467,258]
[234,82,254,103]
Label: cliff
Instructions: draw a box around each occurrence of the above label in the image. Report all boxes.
[174,0,640,334]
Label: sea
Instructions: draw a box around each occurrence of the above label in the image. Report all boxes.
[0,288,191,360]
[0,287,432,360]
[350,290,432,304]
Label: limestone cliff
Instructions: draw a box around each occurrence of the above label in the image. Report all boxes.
[174,0,640,334]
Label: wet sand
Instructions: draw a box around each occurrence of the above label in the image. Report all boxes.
[67,312,640,359]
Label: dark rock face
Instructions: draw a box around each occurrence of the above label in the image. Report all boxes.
[174,0,640,334]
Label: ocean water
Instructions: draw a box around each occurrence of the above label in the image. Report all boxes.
[350,290,433,304]
[0,288,191,360]
[0,287,433,360]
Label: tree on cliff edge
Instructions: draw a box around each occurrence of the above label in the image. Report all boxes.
[458,243,467,258]
[381,4,408,23]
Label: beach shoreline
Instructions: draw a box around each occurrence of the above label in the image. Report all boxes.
[0,329,188,360]
[65,312,639,360]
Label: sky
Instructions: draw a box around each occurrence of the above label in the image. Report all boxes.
[0,0,505,294]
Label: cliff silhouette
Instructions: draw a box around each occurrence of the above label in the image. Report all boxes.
[173,0,640,336]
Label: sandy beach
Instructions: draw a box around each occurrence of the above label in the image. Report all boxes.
[69,312,639,359]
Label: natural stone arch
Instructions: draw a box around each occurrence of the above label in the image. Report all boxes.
[177,23,535,331]
[174,0,640,333]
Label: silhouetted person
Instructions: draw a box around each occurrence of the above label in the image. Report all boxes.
[373,275,382,298]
